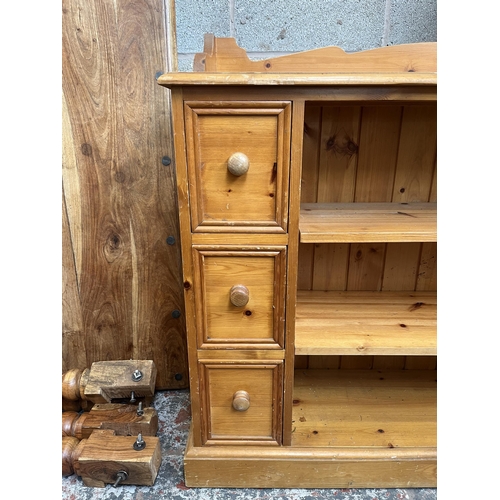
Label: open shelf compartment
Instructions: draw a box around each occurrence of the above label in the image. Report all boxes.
[292,368,437,449]
[295,290,437,356]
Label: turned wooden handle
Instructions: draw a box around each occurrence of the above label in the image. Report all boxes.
[232,390,250,411]
[227,152,249,176]
[229,285,250,307]
[62,436,86,476]
[62,368,90,401]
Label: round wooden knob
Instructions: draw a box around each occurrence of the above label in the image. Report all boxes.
[230,285,249,307]
[227,152,249,176]
[232,390,250,411]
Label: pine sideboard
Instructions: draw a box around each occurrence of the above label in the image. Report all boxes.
[157,35,437,488]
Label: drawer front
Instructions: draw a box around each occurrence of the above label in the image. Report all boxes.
[184,102,291,232]
[193,247,286,348]
[199,361,283,445]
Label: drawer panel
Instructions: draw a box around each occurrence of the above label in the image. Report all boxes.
[184,102,291,232]
[199,361,283,445]
[193,247,286,348]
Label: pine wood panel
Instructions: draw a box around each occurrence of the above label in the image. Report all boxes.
[297,103,437,371]
[184,102,291,232]
[62,0,187,389]
[391,106,437,203]
[200,362,283,445]
[192,248,286,348]
[292,369,436,448]
[300,203,437,242]
[184,428,436,488]
[295,291,436,356]
[317,106,361,203]
[192,35,437,76]
[355,106,403,202]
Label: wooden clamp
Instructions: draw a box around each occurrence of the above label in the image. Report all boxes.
[62,360,157,409]
[62,403,159,439]
[62,429,162,487]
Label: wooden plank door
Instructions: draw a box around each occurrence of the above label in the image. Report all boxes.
[62,0,187,389]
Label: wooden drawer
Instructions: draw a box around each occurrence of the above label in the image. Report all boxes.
[184,101,291,233]
[193,246,286,348]
[199,361,283,445]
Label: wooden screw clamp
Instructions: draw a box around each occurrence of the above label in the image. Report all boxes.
[62,429,162,487]
[62,403,159,439]
[62,360,157,407]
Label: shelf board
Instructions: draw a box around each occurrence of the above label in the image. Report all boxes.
[299,202,437,243]
[295,290,436,356]
[292,369,437,448]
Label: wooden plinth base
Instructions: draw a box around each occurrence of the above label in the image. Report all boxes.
[183,429,436,488]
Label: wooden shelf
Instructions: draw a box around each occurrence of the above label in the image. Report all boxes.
[295,290,436,356]
[292,369,437,448]
[299,203,437,243]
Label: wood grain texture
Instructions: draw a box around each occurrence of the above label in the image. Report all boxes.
[295,291,437,355]
[292,369,437,448]
[192,35,437,75]
[199,361,283,445]
[300,203,437,243]
[76,430,162,487]
[184,428,437,488]
[62,0,187,389]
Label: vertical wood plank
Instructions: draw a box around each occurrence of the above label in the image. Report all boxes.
[391,105,437,203]
[301,105,322,203]
[283,99,306,446]
[62,187,87,373]
[312,243,349,291]
[317,106,361,203]
[297,243,314,290]
[62,0,187,389]
[382,243,421,291]
[347,243,386,291]
[354,106,402,202]
[297,105,322,292]
[416,243,437,291]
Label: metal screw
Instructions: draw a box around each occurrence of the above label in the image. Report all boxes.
[133,433,146,451]
[166,236,175,245]
[161,156,171,166]
[130,391,136,403]
[172,309,181,319]
[132,369,143,382]
[137,401,144,416]
[113,470,128,487]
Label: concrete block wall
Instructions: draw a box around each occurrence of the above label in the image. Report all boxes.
[175,0,437,71]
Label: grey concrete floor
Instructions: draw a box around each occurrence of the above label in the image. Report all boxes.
[62,389,437,499]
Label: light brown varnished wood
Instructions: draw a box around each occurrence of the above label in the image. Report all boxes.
[161,36,437,488]
[292,369,436,448]
[199,361,283,445]
[184,101,291,232]
[192,34,436,75]
[170,86,203,447]
[300,203,437,243]
[295,290,436,355]
[192,247,286,348]
[184,427,436,488]
[62,404,158,439]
